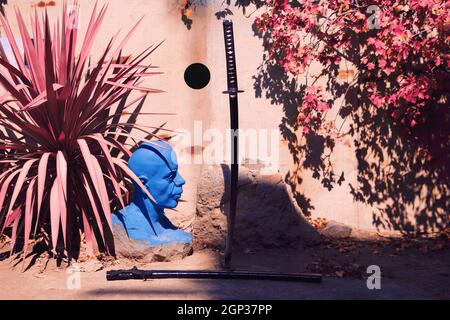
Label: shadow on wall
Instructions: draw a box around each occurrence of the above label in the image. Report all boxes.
[175,1,449,234]
[348,92,450,234]
[178,0,265,30]
[0,1,6,14]
[251,14,449,235]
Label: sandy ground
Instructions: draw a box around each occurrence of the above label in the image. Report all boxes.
[0,234,449,300]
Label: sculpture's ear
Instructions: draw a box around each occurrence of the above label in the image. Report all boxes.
[138,175,148,186]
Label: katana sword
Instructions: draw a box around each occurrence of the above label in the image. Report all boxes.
[222,19,243,267]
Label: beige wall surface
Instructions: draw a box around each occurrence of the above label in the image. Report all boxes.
[2,0,444,233]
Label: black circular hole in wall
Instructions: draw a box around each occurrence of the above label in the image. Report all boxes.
[184,63,210,90]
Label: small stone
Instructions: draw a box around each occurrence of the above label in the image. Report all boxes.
[33,272,47,279]
[319,220,352,238]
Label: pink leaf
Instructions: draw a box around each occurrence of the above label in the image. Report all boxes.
[56,151,68,200]
[0,170,21,230]
[4,206,21,229]
[112,158,156,203]
[6,159,37,219]
[56,152,68,246]
[49,179,61,251]
[37,153,51,216]
[104,80,164,93]
[9,208,22,255]
[78,139,112,230]
[82,174,105,241]
[91,156,112,231]
[23,178,36,267]
[82,209,94,256]
[93,133,117,176]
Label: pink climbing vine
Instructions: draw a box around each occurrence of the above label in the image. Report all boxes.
[255,0,449,148]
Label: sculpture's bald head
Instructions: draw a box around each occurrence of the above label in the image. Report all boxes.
[128,141,185,209]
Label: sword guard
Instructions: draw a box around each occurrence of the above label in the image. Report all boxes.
[222,88,244,95]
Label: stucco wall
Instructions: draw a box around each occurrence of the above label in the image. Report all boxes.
[2,0,441,233]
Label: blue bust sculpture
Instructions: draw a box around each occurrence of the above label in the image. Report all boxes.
[112,141,193,245]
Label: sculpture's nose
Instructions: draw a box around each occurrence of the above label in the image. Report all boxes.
[174,173,186,187]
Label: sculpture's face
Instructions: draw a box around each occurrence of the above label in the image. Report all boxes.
[145,152,185,209]
[128,142,186,209]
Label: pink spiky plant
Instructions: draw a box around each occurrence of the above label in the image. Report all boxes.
[0,2,167,261]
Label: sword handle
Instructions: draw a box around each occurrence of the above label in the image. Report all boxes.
[223,20,243,96]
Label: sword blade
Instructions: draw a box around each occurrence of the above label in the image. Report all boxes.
[226,96,238,266]
[223,20,240,266]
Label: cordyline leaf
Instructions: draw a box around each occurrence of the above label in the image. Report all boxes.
[31,10,45,91]
[0,144,32,151]
[0,169,21,228]
[0,167,15,182]
[56,151,68,200]
[15,9,44,93]
[44,12,59,139]
[92,133,117,176]
[0,105,54,147]
[49,179,60,251]
[111,16,144,58]
[91,155,112,230]
[115,123,174,141]
[20,84,64,111]
[9,208,22,255]
[112,157,155,203]
[77,139,104,195]
[59,3,68,86]
[23,178,36,268]
[78,139,114,234]
[83,133,120,151]
[108,91,132,133]
[106,171,126,212]
[57,174,68,247]
[112,94,147,147]
[74,3,107,80]
[6,159,37,220]
[37,153,51,216]
[81,209,94,256]
[108,63,160,69]
[69,41,113,126]
[0,58,33,89]
[104,80,164,93]
[56,152,68,244]
[4,206,21,232]
[81,173,105,243]
[0,2,167,259]
[106,132,159,146]
[0,14,29,79]
[0,73,29,106]
[104,136,132,157]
